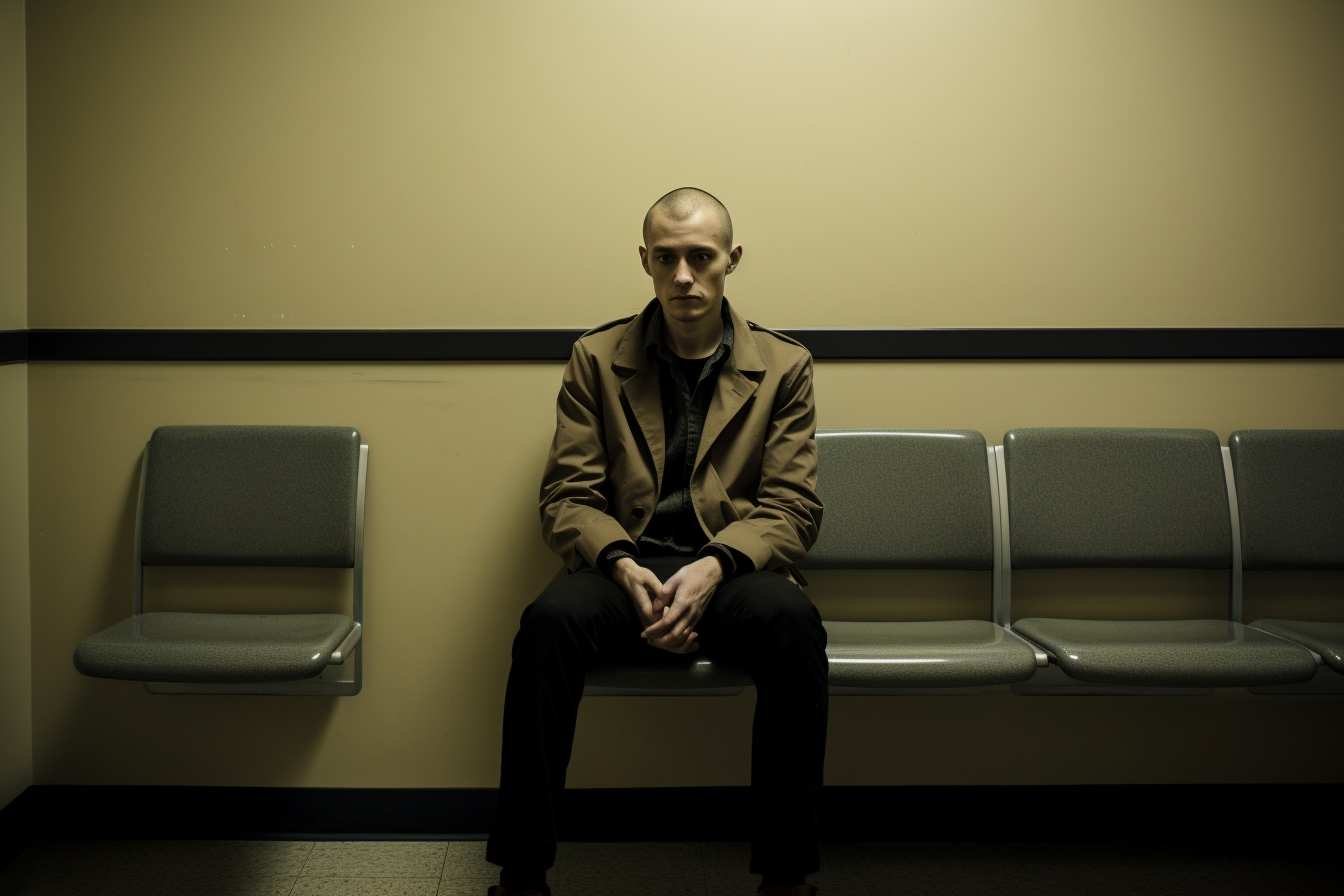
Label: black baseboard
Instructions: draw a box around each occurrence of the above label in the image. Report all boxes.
[0,783,1333,849]
[2,327,1341,363]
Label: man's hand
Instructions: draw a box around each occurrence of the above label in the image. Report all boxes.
[610,557,667,630]
[640,556,723,654]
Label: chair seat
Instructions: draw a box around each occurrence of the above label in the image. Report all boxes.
[824,620,1038,688]
[74,612,355,683]
[1250,620,1344,674]
[584,652,751,695]
[1014,618,1319,688]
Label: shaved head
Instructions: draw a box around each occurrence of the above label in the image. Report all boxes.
[643,187,734,250]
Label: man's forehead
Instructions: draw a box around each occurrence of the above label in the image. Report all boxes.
[647,208,727,247]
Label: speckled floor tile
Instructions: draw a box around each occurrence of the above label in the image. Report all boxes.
[440,842,494,880]
[553,841,702,880]
[290,877,441,895]
[0,840,312,893]
[0,873,298,896]
[301,843,447,879]
[434,877,496,896]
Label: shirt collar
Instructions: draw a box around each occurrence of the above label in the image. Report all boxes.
[645,298,736,362]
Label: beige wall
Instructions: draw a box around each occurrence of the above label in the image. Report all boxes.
[1,0,31,810]
[22,0,1344,790]
[26,0,1344,329]
[0,0,23,330]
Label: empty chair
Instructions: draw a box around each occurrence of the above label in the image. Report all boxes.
[1229,429,1344,694]
[797,430,1042,695]
[74,425,368,696]
[1004,427,1317,694]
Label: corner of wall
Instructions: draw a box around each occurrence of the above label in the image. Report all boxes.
[0,0,32,810]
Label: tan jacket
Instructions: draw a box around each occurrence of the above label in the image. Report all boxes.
[540,299,822,579]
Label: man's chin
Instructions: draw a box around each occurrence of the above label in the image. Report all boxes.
[662,296,717,320]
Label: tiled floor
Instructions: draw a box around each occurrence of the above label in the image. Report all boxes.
[0,838,1334,895]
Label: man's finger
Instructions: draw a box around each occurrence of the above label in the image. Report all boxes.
[649,630,698,654]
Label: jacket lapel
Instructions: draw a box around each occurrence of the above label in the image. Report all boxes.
[613,306,665,491]
[695,303,765,469]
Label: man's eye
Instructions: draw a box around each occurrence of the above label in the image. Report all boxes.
[658,255,674,263]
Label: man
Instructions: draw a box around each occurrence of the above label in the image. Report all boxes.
[487,188,828,896]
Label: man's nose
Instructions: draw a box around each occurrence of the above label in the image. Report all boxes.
[673,260,694,286]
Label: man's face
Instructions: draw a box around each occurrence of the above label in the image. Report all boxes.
[639,207,743,326]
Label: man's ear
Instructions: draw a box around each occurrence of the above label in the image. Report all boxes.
[638,245,652,276]
[726,243,743,274]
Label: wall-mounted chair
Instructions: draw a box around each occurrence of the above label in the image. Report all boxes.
[73,425,368,696]
[797,430,1044,695]
[1004,427,1317,695]
[1228,429,1344,695]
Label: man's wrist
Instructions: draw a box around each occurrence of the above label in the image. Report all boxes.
[697,543,736,581]
[599,541,639,577]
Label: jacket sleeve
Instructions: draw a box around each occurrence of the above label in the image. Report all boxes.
[711,353,823,571]
[539,340,635,571]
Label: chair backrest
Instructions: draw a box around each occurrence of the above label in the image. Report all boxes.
[799,430,995,570]
[140,425,363,567]
[1229,429,1344,571]
[1002,427,1231,569]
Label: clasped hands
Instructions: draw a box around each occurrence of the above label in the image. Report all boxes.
[610,556,723,654]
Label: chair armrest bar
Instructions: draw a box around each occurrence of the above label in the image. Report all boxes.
[329,622,362,665]
[1221,446,1244,624]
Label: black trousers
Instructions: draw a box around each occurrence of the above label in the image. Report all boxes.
[486,557,829,878]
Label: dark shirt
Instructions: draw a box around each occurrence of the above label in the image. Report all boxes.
[598,301,750,580]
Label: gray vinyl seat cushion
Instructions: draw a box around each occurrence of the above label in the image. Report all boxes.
[825,620,1038,688]
[1249,620,1344,674]
[1228,430,1344,571]
[1013,618,1318,688]
[73,612,355,683]
[141,425,362,567]
[1004,428,1233,569]
[801,430,994,570]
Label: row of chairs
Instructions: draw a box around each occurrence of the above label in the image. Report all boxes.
[72,426,1342,699]
[590,427,1343,697]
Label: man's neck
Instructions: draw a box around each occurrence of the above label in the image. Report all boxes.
[662,299,725,360]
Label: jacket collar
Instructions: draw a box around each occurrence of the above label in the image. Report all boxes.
[612,297,765,375]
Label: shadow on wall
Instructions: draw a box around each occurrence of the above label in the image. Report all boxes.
[50,451,340,785]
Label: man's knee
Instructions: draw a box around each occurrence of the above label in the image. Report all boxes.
[519,581,599,634]
[734,573,826,646]
[513,572,627,658]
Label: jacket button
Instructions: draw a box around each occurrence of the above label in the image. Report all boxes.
[632,507,646,519]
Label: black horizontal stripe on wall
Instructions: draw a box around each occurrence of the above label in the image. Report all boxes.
[0,329,27,364]
[5,327,1343,362]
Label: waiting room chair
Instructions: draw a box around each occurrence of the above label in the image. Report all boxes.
[1228,429,1344,695]
[1004,427,1317,695]
[73,425,367,696]
[798,430,1044,695]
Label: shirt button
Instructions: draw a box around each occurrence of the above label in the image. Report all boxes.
[632,507,646,519]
